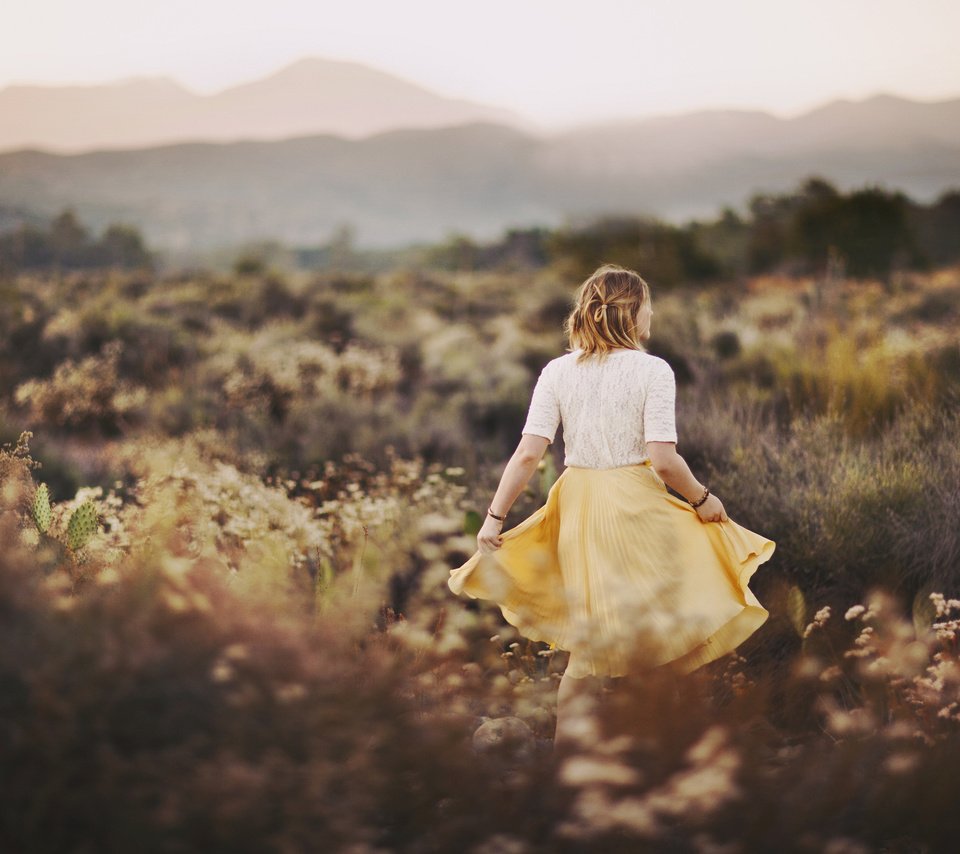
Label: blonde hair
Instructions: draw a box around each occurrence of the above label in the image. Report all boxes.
[563,263,652,363]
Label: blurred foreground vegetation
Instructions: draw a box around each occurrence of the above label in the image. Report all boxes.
[2,230,960,850]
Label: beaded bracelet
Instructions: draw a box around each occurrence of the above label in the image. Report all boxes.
[690,486,711,509]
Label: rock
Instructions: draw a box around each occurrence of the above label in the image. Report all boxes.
[472,716,536,763]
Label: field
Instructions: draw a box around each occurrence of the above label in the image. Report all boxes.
[2,261,960,851]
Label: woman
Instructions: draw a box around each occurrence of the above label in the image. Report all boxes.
[447,263,775,748]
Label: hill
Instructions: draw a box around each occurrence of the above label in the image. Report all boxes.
[0,94,957,249]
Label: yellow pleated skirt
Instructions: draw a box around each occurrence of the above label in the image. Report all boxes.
[448,461,775,679]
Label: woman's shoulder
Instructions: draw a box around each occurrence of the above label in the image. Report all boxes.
[547,348,674,375]
[611,348,675,374]
[541,350,580,373]
[637,351,674,374]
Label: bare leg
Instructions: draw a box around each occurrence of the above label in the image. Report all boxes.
[554,669,603,754]
[555,664,685,752]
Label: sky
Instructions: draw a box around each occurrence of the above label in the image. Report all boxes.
[1,0,959,129]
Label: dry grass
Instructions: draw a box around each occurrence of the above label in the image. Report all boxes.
[2,263,960,850]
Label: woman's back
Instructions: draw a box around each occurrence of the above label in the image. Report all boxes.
[451,263,774,731]
[522,347,678,469]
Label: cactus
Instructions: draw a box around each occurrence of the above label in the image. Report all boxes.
[32,483,51,533]
[785,583,807,638]
[66,501,99,552]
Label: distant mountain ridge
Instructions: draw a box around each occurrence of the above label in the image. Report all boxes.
[0,56,529,152]
[0,67,957,250]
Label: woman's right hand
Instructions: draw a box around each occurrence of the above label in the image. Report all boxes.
[695,493,728,523]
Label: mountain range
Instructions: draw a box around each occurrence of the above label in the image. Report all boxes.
[0,58,957,251]
[0,57,529,152]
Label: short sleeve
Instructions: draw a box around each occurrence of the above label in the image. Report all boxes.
[521,362,561,443]
[644,359,678,443]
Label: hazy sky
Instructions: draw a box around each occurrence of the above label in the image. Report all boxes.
[2,0,958,128]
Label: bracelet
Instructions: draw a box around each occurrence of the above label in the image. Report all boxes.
[487,507,506,522]
[690,486,710,509]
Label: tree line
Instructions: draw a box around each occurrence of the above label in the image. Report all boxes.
[3,176,958,283]
[0,208,153,274]
[428,177,960,284]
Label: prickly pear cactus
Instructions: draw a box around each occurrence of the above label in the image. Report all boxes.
[785,583,807,637]
[66,501,99,552]
[32,483,51,534]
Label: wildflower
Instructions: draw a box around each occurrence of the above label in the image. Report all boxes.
[819,665,843,682]
[803,605,832,638]
[210,661,234,682]
[560,756,640,787]
[929,592,960,618]
[936,702,959,720]
[844,605,866,621]
[274,683,308,703]
[223,643,250,661]
[883,752,920,775]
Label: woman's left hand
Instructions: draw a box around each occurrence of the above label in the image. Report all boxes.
[477,515,504,553]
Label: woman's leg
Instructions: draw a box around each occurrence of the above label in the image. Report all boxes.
[554,669,603,754]
[555,664,684,753]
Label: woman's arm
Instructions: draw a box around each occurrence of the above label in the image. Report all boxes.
[477,434,550,553]
[646,441,728,523]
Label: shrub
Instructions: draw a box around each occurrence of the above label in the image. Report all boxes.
[13,340,148,434]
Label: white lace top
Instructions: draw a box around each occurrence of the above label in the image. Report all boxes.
[521,347,678,469]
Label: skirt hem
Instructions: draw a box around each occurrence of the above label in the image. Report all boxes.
[563,535,776,679]
[448,463,776,680]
